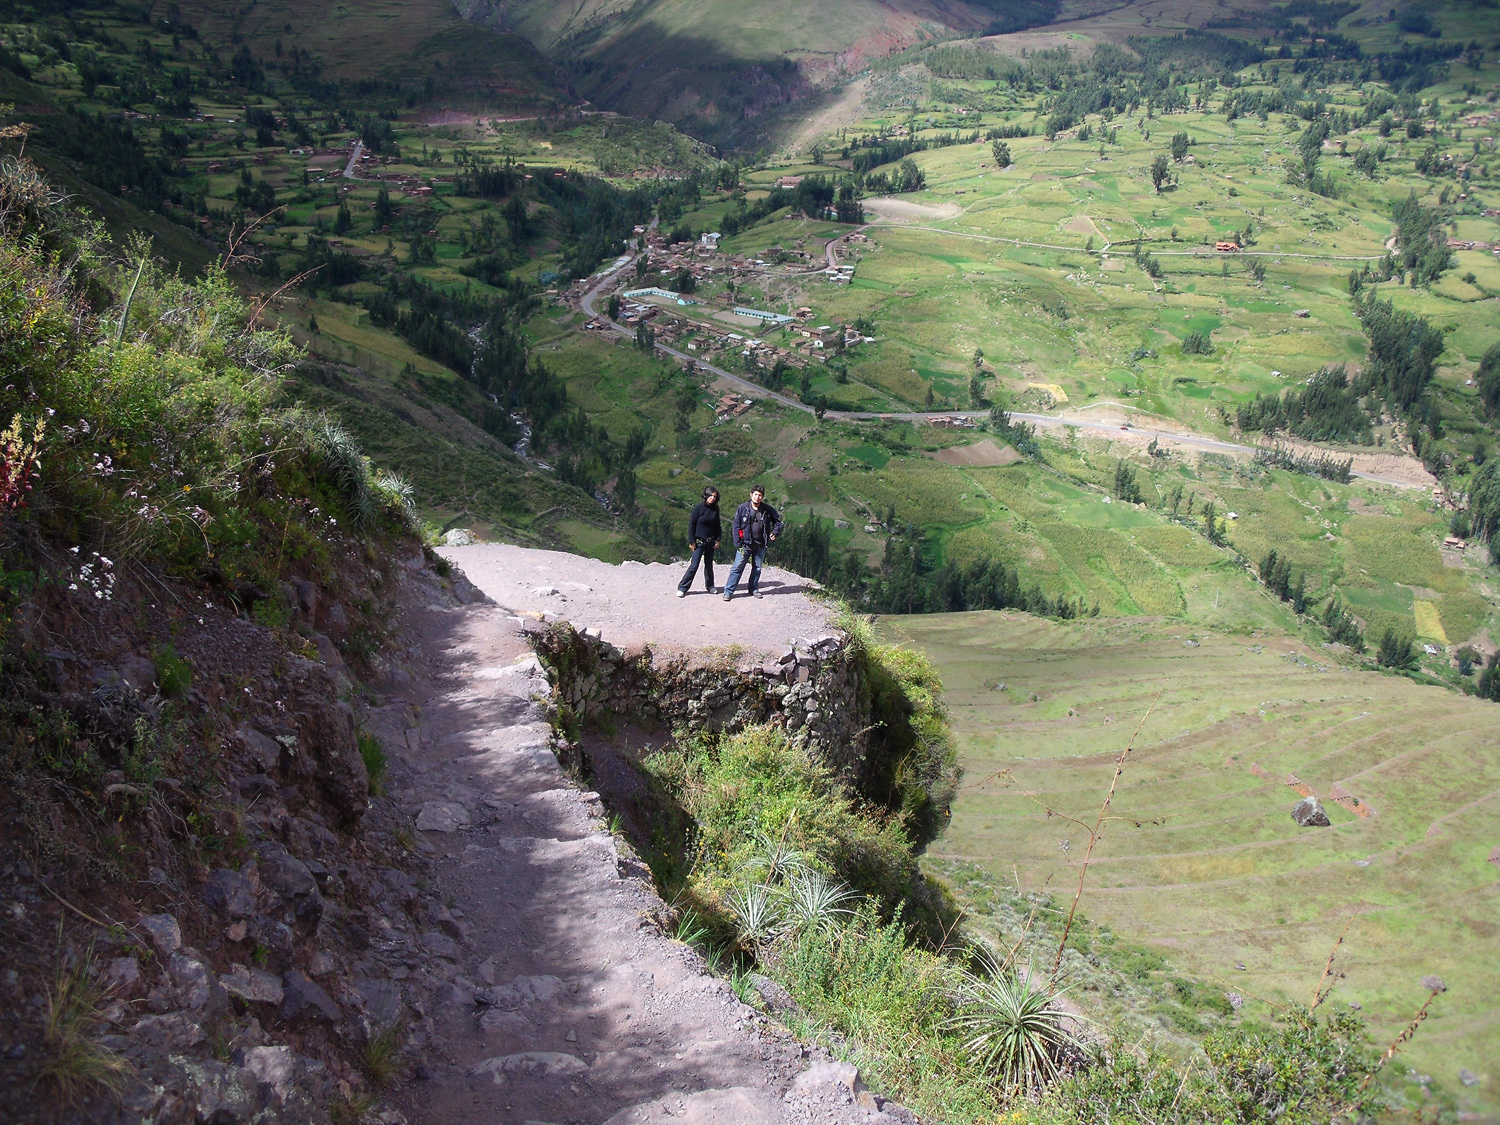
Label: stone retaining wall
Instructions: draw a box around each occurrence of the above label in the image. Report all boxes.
[529,623,874,783]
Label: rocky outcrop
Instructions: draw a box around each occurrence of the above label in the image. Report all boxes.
[1292,796,1332,827]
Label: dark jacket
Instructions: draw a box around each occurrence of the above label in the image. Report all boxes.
[686,501,721,546]
[732,500,783,549]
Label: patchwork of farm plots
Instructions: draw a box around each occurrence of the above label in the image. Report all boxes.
[885,610,1500,1117]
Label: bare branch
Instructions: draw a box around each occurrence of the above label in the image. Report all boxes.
[1049,689,1163,985]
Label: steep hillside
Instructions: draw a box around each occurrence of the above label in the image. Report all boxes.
[460,0,1060,144]
[177,0,573,107]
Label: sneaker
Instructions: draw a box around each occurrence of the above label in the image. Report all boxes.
[753,590,763,599]
[722,593,732,601]
[710,586,720,594]
[676,589,686,598]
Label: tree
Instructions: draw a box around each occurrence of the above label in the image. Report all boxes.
[1171,131,1190,162]
[1202,500,1222,544]
[635,321,654,352]
[969,372,987,409]
[1377,628,1417,670]
[374,185,393,225]
[333,200,352,235]
[1477,341,1500,418]
[991,141,1011,167]
[607,294,620,320]
[1151,154,1171,193]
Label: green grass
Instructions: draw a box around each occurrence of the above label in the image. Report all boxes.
[883,609,1500,1119]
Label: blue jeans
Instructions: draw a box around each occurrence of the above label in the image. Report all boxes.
[677,542,716,591]
[723,546,766,596]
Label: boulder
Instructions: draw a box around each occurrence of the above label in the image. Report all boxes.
[202,868,257,918]
[747,973,796,1017]
[235,727,283,773]
[419,931,461,962]
[137,913,182,957]
[416,801,470,833]
[221,964,285,1006]
[279,970,340,1025]
[283,659,368,822]
[168,953,223,1014]
[1292,797,1331,827]
[257,846,324,930]
[132,1012,206,1050]
[102,956,142,999]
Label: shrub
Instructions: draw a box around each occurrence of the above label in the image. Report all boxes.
[152,645,192,698]
[1181,330,1212,355]
[1045,1009,1381,1125]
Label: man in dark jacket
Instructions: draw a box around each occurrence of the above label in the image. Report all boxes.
[676,486,721,597]
[723,485,783,600]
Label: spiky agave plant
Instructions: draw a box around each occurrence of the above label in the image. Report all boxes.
[746,831,813,885]
[946,959,1087,1099]
[777,871,857,937]
[726,880,784,951]
[309,418,379,527]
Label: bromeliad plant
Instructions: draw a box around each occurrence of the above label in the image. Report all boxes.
[946,957,1089,1099]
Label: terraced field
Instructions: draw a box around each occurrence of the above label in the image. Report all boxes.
[883,611,1500,1116]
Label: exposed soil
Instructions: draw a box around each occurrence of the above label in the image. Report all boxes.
[932,439,1022,468]
[862,197,961,223]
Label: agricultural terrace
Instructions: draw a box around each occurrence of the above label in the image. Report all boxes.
[884,610,1500,1119]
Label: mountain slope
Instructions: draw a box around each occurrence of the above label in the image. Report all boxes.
[181,0,573,106]
[461,0,1059,143]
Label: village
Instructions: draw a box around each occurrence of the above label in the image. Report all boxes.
[567,219,874,410]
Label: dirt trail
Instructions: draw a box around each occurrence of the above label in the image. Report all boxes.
[369,547,903,1125]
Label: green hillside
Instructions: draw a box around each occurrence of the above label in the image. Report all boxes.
[883,609,1500,1118]
[464,0,1059,144]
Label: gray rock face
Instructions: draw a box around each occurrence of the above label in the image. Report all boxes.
[284,660,369,823]
[132,1012,206,1050]
[168,953,223,1013]
[236,726,283,773]
[1292,797,1331,827]
[202,868,257,918]
[280,970,340,1024]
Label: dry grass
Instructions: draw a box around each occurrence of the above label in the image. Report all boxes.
[38,944,131,1104]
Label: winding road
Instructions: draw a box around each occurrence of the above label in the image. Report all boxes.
[580,239,1423,491]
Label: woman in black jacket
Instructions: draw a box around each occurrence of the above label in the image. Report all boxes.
[676,486,722,596]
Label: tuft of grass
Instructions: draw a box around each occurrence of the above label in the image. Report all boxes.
[362,1021,406,1086]
[152,644,192,699]
[39,948,132,1103]
[357,731,388,796]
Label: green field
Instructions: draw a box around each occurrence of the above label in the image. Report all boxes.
[882,609,1500,1117]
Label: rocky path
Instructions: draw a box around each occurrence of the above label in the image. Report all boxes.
[365,551,910,1125]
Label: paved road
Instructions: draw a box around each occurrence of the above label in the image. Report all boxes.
[342,140,364,180]
[577,246,1422,491]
